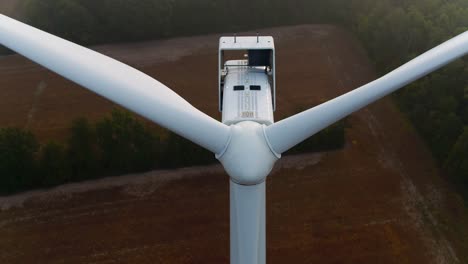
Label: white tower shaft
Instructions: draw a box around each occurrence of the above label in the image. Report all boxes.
[230,181,266,264]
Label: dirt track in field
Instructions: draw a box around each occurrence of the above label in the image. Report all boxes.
[1,25,468,263]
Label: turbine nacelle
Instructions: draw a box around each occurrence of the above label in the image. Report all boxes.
[217,121,280,185]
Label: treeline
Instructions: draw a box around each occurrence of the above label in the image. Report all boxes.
[17,0,338,45]
[341,0,468,189]
[0,0,325,54]
[0,109,345,194]
[0,110,213,194]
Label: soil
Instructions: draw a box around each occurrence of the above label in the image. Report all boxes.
[0,0,20,17]
[0,25,467,264]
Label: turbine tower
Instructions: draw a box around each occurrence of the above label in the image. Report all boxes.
[1,14,468,264]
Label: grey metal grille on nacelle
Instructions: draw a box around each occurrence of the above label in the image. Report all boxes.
[250,85,261,91]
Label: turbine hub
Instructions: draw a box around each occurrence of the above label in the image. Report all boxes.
[216,121,280,185]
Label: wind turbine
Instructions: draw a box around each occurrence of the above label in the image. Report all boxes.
[1,14,468,264]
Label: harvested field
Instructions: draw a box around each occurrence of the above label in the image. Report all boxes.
[1,25,468,263]
[0,0,20,17]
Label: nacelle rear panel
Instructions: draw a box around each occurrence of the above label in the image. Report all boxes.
[222,60,274,125]
[218,36,276,112]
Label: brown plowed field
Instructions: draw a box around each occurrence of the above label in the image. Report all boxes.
[1,25,468,263]
[0,0,20,17]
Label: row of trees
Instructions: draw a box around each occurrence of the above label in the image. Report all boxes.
[16,0,342,45]
[342,0,468,190]
[0,110,210,194]
[0,109,345,194]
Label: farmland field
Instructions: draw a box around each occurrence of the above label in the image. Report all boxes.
[0,0,20,16]
[0,25,467,263]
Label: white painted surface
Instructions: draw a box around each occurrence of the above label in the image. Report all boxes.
[217,121,279,185]
[220,36,274,51]
[230,181,265,264]
[218,36,276,112]
[222,60,274,125]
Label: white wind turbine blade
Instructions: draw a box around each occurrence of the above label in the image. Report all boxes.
[265,31,468,154]
[0,14,230,154]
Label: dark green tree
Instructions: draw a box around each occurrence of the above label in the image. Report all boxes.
[96,109,160,174]
[67,118,98,180]
[445,127,468,185]
[38,141,69,187]
[23,0,98,44]
[0,128,39,193]
[161,133,216,168]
